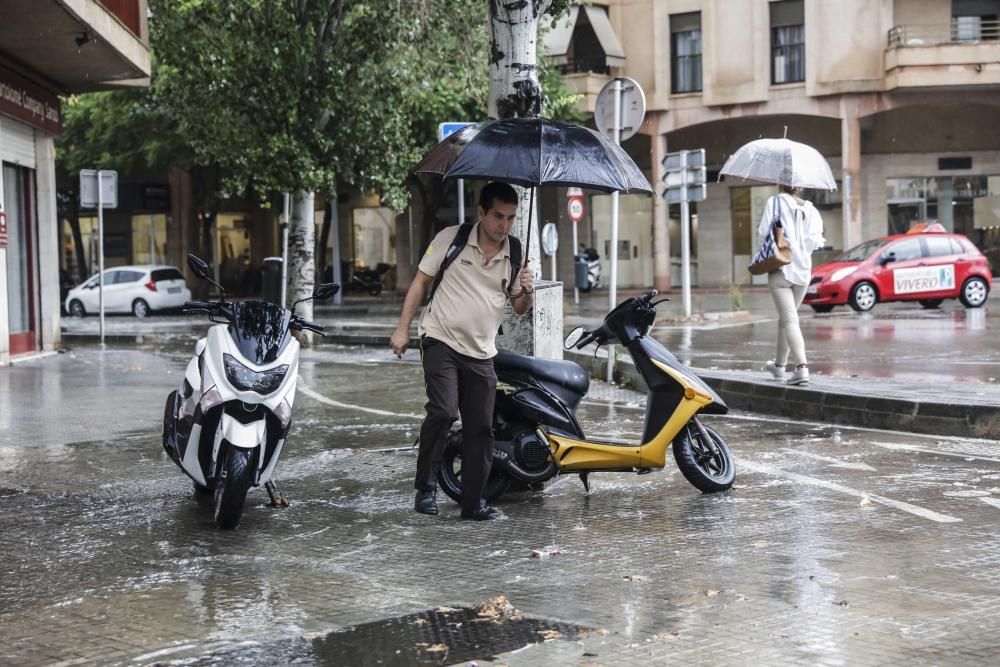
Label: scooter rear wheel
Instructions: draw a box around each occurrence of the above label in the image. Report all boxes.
[214,446,254,529]
[438,429,511,504]
[673,422,735,493]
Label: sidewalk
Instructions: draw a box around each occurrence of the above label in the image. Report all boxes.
[58,287,1000,438]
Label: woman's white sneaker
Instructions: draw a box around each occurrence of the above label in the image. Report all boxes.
[787,366,810,385]
[766,360,786,381]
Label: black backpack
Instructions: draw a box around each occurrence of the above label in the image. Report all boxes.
[428,223,523,302]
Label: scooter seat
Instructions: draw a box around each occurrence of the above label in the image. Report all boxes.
[494,350,590,404]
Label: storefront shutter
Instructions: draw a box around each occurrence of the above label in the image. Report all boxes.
[0,117,36,169]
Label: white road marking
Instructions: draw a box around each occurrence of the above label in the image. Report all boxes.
[298,380,423,420]
[868,440,1000,464]
[780,448,877,471]
[738,458,962,523]
[980,497,1000,510]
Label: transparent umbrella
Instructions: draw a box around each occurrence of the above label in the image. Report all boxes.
[719,137,837,190]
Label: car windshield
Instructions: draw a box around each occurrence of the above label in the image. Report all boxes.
[835,239,889,262]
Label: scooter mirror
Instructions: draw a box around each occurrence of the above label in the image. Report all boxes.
[187,254,211,280]
[314,283,340,300]
[564,326,585,350]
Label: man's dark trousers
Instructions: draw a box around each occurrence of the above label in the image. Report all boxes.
[415,337,497,516]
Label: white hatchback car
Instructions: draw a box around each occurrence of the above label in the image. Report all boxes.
[65,265,192,318]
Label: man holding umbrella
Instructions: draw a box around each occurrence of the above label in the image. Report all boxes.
[390,182,534,521]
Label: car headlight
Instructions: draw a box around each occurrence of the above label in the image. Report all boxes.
[830,266,857,282]
[223,354,288,395]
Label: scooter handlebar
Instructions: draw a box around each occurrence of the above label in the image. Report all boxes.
[182,300,212,313]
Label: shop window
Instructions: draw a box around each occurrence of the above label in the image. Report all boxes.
[671,12,702,93]
[771,0,805,84]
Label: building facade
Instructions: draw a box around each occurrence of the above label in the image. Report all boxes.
[541,0,1000,290]
[1,0,151,365]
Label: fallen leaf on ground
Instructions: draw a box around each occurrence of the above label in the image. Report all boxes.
[537,629,563,640]
[655,630,681,640]
[476,595,520,621]
[698,589,720,597]
[621,575,647,582]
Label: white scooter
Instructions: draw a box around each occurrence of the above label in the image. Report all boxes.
[162,254,338,529]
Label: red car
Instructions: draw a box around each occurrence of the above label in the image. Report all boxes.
[804,231,992,312]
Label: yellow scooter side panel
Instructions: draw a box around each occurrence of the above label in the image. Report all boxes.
[544,357,713,471]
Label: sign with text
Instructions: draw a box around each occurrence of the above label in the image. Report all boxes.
[0,65,62,134]
[567,197,584,222]
[894,265,955,294]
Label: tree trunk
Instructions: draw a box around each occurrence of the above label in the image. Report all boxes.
[317,200,332,283]
[486,0,552,277]
[288,190,316,344]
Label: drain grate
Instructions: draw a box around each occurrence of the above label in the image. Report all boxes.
[177,605,590,666]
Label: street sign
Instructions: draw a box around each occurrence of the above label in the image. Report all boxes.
[566,187,583,197]
[438,122,474,142]
[80,170,118,209]
[567,197,584,222]
[664,185,707,204]
[594,77,646,141]
[662,149,705,171]
[541,223,559,255]
[663,168,706,189]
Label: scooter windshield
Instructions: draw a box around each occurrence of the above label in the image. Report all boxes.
[227,301,292,364]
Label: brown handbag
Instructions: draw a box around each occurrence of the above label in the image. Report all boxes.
[748,201,793,275]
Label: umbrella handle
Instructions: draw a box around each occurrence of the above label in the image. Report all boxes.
[501,187,534,299]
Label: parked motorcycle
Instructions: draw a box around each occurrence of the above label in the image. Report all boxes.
[438,290,735,503]
[162,254,338,529]
[345,262,389,296]
[575,247,601,292]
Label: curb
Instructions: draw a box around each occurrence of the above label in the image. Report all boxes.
[564,348,1000,440]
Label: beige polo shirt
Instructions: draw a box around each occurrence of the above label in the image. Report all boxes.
[417,223,512,359]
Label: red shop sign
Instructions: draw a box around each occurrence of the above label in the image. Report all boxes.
[0,211,8,249]
[0,65,62,134]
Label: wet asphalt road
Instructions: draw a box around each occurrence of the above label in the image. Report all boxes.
[3,342,1000,665]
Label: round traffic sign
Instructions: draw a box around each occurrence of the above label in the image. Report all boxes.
[567,197,584,222]
[594,77,646,142]
[541,223,559,256]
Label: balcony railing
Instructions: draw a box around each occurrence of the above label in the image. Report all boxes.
[888,19,1000,48]
[96,0,141,37]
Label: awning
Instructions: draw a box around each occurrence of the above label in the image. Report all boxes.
[543,4,626,68]
[583,5,626,67]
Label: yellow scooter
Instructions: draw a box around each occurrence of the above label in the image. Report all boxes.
[438,291,735,503]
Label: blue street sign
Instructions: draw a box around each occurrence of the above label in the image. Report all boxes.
[438,122,474,142]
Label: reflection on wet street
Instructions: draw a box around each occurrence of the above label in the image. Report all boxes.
[653,302,999,386]
[3,342,1000,665]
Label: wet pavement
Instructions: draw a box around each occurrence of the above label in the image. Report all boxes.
[58,290,1000,437]
[4,341,1000,665]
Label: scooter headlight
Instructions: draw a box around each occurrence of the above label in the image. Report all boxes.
[223,354,288,395]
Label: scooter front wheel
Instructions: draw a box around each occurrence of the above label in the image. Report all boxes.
[673,422,735,493]
[438,429,511,504]
[214,446,254,529]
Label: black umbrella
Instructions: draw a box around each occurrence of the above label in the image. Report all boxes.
[412,117,654,296]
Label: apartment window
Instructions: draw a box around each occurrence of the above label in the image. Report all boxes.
[952,0,1000,41]
[670,12,702,93]
[771,0,804,84]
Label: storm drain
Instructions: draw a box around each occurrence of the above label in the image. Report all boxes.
[175,600,590,666]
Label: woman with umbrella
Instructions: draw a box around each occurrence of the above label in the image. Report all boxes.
[721,136,833,386]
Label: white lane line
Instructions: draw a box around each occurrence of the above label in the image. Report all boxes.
[298,380,423,420]
[780,448,877,472]
[980,497,1000,509]
[738,458,962,523]
[869,440,1000,464]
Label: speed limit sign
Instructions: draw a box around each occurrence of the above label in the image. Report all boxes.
[567,197,584,222]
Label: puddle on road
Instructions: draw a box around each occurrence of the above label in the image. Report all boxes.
[166,605,590,666]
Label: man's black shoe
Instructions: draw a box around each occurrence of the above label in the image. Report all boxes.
[414,490,438,515]
[461,504,501,521]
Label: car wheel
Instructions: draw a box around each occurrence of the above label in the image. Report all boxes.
[960,277,989,308]
[810,304,834,313]
[848,281,877,312]
[68,300,86,317]
[919,299,943,309]
[132,299,150,318]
